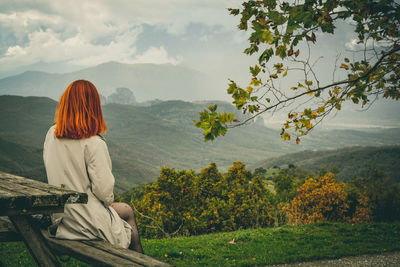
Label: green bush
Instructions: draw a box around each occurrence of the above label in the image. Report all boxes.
[132,162,275,238]
[349,166,400,222]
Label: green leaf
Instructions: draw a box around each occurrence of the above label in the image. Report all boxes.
[262,30,274,44]
[227,8,240,16]
[250,65,261,77]
[208,104,217,112]
[258,48,274,64]
[244,44,259,55]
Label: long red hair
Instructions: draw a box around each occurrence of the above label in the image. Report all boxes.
[55,80,107,139]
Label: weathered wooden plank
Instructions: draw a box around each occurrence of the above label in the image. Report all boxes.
[0,172,66,194]
[0,172,87,214]
[3,177,87,204]
[0,173,88,205]
[0,179,59,209]
[0,229,21,242]
[0,187,30,213]
[81,240,172,267]
[0,178,54,197]
[3,206,64,216]
[0,216,21,242]
[10,215,60,267]
[42,230,144,267]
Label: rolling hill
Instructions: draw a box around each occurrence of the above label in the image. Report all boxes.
[252,146,400,182]
[1,95,400,191]
[0,137,46,182]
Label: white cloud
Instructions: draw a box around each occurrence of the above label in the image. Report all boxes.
[132,46,182,65]
[0,27,143,70]
[0,0,243,72]
[345,37,393,51]
[5,45,26,57]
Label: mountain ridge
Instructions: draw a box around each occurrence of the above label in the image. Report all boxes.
[0,62,209,102]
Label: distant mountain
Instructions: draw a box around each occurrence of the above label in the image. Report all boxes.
[107,87,136,105]
[1,95,400,191]
[251,146,400,182]
[0,62,208,101]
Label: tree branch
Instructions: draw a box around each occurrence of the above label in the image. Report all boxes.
[229,46,400,128]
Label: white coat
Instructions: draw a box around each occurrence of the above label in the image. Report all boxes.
[43,125,131,248]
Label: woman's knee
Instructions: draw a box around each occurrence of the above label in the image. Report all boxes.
[111,202,134,221]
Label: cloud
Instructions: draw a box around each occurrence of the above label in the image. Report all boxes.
[345,37,393,51]
[0,0,244,73]
[0,26,143,71]
[132,46,182,65]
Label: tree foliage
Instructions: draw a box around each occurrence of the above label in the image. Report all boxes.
[121,164,398,238]
[132,162,274,238]
[195,0,400,142]
[285,173,372,225]
[349,166,400,221]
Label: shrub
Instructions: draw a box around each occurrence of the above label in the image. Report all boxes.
[132,162,274,238]
[286,173,373,225]
[287,173,348,225]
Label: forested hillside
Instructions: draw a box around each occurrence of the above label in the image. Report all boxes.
[0,137,46,181]
[1,95,400,190]
[252,146,400,182]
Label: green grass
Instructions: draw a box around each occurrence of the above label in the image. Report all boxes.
[1,222,399,266]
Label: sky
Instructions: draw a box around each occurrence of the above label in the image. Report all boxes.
[0,0,398,128]
[0,1,247,74]
[0,0,369,83]
[0,0,360,80]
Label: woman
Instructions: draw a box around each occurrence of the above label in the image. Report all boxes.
[43,80,143,253]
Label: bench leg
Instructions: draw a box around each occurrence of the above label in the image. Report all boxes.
[9,215,60,267]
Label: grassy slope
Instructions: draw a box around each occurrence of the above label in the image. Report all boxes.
[252,146,400,182]
[1,95,400,190]
[1,222,399,266]
[0,137,46,181]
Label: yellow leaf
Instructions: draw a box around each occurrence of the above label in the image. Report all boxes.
[340,63,349,70]
[246,86,253,93]
[283,68,288,77]
[228,239,236,244]
[281,132,291,141]
[270,74,278,79]
[333,86,340,94]
[305,80,313,86]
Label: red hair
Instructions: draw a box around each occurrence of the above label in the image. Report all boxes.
[55,80,107,139]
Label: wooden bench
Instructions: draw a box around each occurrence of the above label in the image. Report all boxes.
[0,172,172,267]
[1,217,171,266]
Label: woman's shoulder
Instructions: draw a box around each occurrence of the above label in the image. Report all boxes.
[44,124,56,142]
[47,124,56,134]
[83,134,110,160]
[82,134,107,149]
